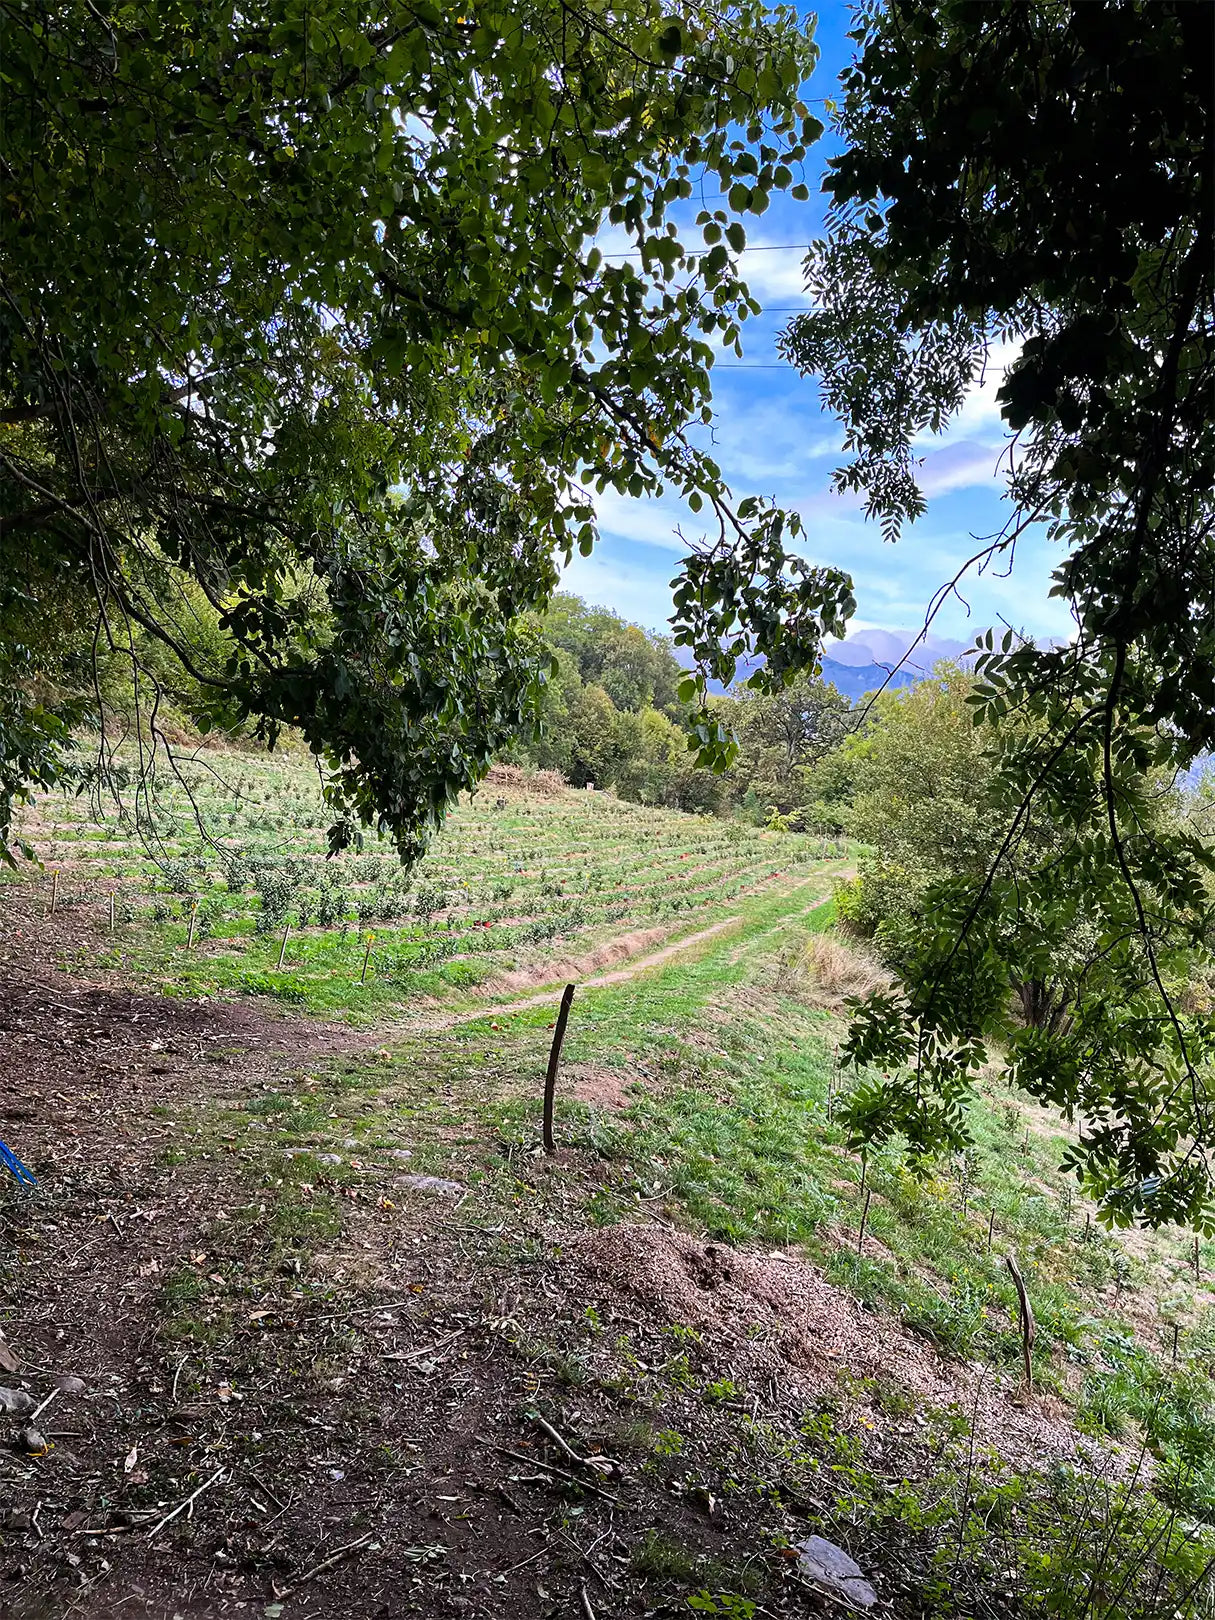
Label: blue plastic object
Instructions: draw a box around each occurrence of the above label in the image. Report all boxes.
[0,1140,36,1189]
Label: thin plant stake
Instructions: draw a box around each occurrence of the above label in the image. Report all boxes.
[109,890,116,932]
[360,933,374,985]
[986,1208,996,1253]
[1005,1253,1035,1393]
[48,869,59,918]
[277,922,290,971]
[186,900,198,950]
[856,1187,872,1256]
[542,983,576,1155]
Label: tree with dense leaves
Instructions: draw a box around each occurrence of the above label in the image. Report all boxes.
[834,664,1184,1038]
[0,0,846,861]
[711,667,851,825]
[539,594,685,716]
[782,0,1215,1227]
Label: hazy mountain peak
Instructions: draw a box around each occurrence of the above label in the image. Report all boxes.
[825,628,973,671]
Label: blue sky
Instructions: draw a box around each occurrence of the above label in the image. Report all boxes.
[563,2,1075,654]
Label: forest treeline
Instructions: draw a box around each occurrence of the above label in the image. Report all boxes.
[520,599,1215,1008]
[515,593,855,823]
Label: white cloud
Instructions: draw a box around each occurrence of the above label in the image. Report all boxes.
[559,550,679,633]
[736,245,813,307]
[914,337,1021,449]
[593,487,700,554]
[917,440,1004,498]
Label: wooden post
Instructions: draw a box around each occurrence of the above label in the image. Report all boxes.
[1172,1322,1180,1363]
[185,900,198,950]
[1195,1234,1202,1280]
[360,933,374,984]
[48,869,59,917]
[277,922,290,971]
[1006,1254,1035,1393]
[986,1208,996,1254]
[109,891,116,932]
[542,983,576,1155]
[857,1188,872,1256]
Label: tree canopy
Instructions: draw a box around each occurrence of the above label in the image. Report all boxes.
[0,0,843,861]
[783,0,1215,1227]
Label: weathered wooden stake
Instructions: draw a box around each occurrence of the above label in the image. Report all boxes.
[857,1188,872,1256]
[48,869,59,917]
[186,901,198,950]
[542,983,577,1155]
[277,923,290,971]
[1195,1234,1202,1280]
[360,933,375,985]
[1172,1322,1180,1363]
[986,1208,996,1254]
[1006,1253,1035,1393]
[109,891,116,932]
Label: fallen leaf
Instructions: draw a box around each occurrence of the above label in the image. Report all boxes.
[123,1445,139,1473]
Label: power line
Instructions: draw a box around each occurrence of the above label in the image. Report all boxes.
[600,242,814,259]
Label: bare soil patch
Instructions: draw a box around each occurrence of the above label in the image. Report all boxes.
[566,1065,639,1112]
[569,1224,1114,1478]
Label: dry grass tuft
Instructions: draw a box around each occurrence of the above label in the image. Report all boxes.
[484,762,569,796]
[773,932,890,1007]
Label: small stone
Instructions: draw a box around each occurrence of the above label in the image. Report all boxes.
[316,1153,342,1166]
[15,1426,47,1455]
[397,1173,463,1196]
[0,1388,34,1417]
[55,1375,86,1396]
[389,1148,413,1161]
[795,1535,877,1609]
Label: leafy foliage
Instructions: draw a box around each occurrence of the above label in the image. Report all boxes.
[781,0,1215,1227]
[1,0,839,861]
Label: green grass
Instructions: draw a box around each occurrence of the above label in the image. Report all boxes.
[163,866,1215,1524]
[16,746,848,1019]
[12,743,1215,1554]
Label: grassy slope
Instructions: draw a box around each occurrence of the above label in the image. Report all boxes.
[5,754,1215,1614]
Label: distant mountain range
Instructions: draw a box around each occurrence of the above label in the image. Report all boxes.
[818,627,973,700]
[817,656,919,701]
[673,627,976,700]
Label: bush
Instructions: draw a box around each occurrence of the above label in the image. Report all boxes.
[316,884,348,927]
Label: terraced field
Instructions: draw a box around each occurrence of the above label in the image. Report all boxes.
[11,751,847,1014]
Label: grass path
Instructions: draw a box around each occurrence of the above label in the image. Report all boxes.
[385,859,854,1036]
